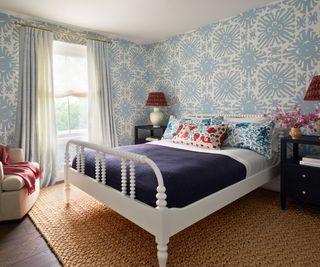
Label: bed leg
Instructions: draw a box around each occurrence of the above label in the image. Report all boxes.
[64,148,71,205]
[156,237,169,267]
[65,182,71,205]
[64,166,71,205]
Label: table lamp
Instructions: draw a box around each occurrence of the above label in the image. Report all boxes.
[304,75,320,132]
[145,92,168,127]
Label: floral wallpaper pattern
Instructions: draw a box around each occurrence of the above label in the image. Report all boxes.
[0,0,319,146]
[0,11,150,146]
[148,0,320,120]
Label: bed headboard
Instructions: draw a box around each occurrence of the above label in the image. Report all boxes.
[182,113,266,119]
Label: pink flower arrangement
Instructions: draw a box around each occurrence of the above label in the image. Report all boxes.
[272,104,320,130]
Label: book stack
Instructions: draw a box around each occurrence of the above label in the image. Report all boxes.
[300,155,320,168]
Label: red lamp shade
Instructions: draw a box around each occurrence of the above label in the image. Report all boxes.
[145,92,168,106]
[304,75,320,101]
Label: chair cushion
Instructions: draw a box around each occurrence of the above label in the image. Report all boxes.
[2,175,25,191]
[1,162,39,192]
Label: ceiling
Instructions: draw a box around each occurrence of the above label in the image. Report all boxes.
[0,0,278,44]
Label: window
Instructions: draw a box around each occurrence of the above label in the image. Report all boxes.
[53,41,88,179]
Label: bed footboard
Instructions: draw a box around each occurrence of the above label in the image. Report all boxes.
[64,139,167,207]
[64,139,169,267]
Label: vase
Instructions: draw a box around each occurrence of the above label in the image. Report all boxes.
[289,127,301,139]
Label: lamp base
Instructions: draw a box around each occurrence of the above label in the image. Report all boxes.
[150,107,164,127]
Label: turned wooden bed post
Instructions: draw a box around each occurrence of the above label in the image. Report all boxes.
[155,185,169,267]
[64,142,71,205]
[145,158,169,267]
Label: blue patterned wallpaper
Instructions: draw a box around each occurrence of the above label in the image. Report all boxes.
[0,11,150,146]
[0,0,320,146]
[148,0,320,118]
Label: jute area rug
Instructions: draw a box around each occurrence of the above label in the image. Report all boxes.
[29,184,320,267]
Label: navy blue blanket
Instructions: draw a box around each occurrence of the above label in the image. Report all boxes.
[72,144,246,208]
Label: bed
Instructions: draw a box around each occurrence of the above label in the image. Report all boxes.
[64,114,282,267]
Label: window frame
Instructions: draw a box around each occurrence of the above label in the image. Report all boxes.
[52,40,89,138]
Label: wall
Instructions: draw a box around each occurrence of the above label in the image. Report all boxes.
[148,0,320,118]
[1,0,320,147]
[0,11,150,146]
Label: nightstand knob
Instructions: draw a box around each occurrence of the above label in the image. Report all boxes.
[301,190,307,195]
[301,174,306,178]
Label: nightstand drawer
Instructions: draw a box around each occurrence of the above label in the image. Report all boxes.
[287,182,320,204]
[286,164,320,185]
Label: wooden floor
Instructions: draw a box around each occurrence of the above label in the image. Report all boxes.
[0,216,61,267]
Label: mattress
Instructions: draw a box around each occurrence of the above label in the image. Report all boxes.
[72,141,276,208]
[150,140,278,177]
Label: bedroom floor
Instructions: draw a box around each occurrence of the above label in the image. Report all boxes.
[0,216,61,267]
[1,190,319,267]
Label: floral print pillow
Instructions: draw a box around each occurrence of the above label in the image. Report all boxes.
[172,123,228,149]
[224,121,275,158]
[162,116,213,140]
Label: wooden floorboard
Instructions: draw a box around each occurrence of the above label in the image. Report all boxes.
[0,216,61,267]
[8,250,60,267]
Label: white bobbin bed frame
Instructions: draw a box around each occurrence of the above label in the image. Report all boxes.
[64,114,282,267]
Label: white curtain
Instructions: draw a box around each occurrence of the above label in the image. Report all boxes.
[87,40,118,147]
[15,27,57,187]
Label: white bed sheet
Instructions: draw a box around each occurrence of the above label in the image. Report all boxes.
[148,140,279,177]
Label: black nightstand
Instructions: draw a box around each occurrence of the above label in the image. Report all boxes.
[281,135,320,209]
[135,125,166,144]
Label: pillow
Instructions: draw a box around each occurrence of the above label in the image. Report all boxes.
[172,123,228,149]
[162,116,214,140]
[182,118,211,125]
[210,116,224,125]
[224,121,275,158]
[162,115,181,140]
[182,116,224,125]
[223,116,280,153]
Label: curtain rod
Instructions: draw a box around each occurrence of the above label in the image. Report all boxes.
[15,22,112,45]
